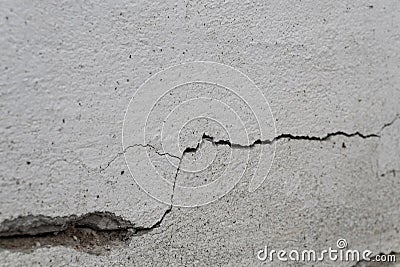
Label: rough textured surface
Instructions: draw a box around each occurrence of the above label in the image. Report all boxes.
[1,0,399,266]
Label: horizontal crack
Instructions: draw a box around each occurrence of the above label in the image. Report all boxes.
[176,115,399,157]
[0,210,171,254]
[189,130,380,153]
[103,114,398,171]
[193,114,399,151]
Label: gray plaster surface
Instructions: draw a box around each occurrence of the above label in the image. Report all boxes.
[0,0,399,266]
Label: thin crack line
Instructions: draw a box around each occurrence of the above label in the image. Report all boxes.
[190,114,400,150]
[138,151,187,236]
[136,149,190,234]
[100,144,179,172]
[146,144,206,233]
[380,113,399,131]
[98,143,198,234]
[103,115,398,171]
[183,130,379,154]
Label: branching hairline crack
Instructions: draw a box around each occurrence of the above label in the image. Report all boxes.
[100,143,180,172]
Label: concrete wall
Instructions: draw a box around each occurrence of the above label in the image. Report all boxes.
[0,0,399,266]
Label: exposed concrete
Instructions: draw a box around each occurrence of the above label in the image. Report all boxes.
[1,0,399,266]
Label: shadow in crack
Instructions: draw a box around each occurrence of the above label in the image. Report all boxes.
[0,211,169,255]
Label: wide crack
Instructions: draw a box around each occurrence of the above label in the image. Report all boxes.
[0,211,170,254]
